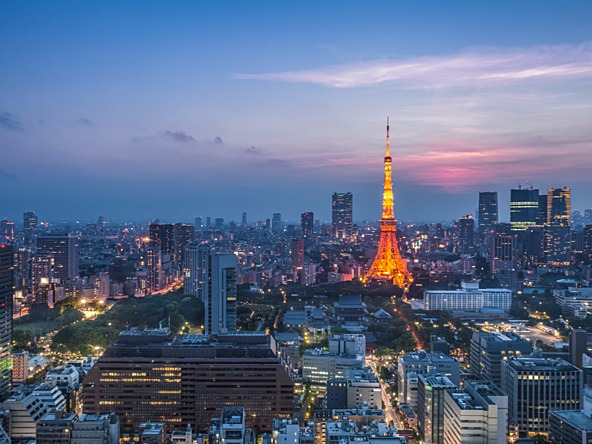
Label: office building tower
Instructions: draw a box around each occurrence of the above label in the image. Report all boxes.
[585,225,592,263]
[525,225,546,264]
[544,187,572,266]
[183,242,209,299]
[272,213,282,233]
[545,225,572,265]
[184,243,237,335]
[548,187,571,227]
[194,216,203,229]
[205,253,237,335]
[290,239,304,268]
[36,234,79,282]
[301,212,314,239]
[332,192,353,240]
[489,231,518,273]
[510,187,539,231]
[174,223,195,266]
[30,254,54,294]
[501,354,582,435]
[470,331,533,387]
[23,211,38,245]
[149,223,175,256]
[538,194,548,225]
[478,191,498,240]
[397,351,460,410]
[455,215,475,254]
[443,380,508,444]
[206,216,211,228]
[214,218,224,229]
[549,410,592,444]
[0,245,13,398]
[417,375,456,444]
[82,330,294,434]
[0,220,15,244]
[144,244,162,294]
[241,212,247,227]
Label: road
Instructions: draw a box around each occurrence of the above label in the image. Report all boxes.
[367,356,403,430]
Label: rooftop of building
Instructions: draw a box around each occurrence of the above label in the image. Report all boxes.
[506,356,580,372]
[473,331,531,344]
[550,410,592,431]
[419,375,456,388]
[221,407,245,425]
[399,350,457,363]
[40,411,77,422]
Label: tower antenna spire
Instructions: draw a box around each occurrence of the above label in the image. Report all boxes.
[363,118,413,289]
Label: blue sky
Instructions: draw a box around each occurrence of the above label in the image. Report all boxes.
[1,1,592,223]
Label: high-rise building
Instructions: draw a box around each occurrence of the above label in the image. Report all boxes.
[241,212,247,228]
[290,239,304,268]
[417,375,456,444]
[478,191,498,240]
[301,212,314,239]
[82,330,294,434]
[585,225,592,263]
[205,253,237,335]
[470,331,532,387]
[144,244,162,294]
[548,187,571,227]
[23,211,38,245]
[489,232,518,273]
[510,187,539,231]
[332,193,353,240]
[0,245,13,398]
[443,380,508,444]
[183,242,209,300]
[363,119,412,288]
[455,215,474,254]
[174,223,195,266]
[149,224,175,256]
[0,220,15,244]
[545,187,572,266]
[271,213,282,233]
[501,354,582,435]
[36,234,79,282]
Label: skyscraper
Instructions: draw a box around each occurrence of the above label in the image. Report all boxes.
[174,223,195,266]
[0,244,13,398]
[455,215,475,254]
[363,119,412,288]
[149,223,175,256]
[206,253,237,335]
[272,213,282,233]
[478,191,498,240]
[23,211,38,245]
[183,242,210,300]
[36,234,79,282]
[301,212,314,239]
[332,193,353,239]
[510,187,539,231]
[545,187,572,265]
[547,187,571,227]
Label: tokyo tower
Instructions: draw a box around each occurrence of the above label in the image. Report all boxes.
[363,118,413,289]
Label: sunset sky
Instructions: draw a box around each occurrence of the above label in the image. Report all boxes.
[1,1,591,223]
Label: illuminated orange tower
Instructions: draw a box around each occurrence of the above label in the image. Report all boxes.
[363,118,413,289]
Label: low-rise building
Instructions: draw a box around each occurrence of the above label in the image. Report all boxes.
[423,281,512,313]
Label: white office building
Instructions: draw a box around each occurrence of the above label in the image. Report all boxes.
[423,281,512,313]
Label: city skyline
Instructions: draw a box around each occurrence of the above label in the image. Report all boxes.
[1,1,592,222]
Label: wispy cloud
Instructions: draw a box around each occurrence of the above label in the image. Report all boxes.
[212,136,224,145]
[245,145,261,155]
[236,43,592,89]
[78,118,92,126]
[0,112,24,131]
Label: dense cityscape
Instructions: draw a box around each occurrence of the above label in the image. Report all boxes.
[1,114,592,444]
[2,2,592,444]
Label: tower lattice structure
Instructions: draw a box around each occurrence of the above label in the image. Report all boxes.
[363,118,413,289]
